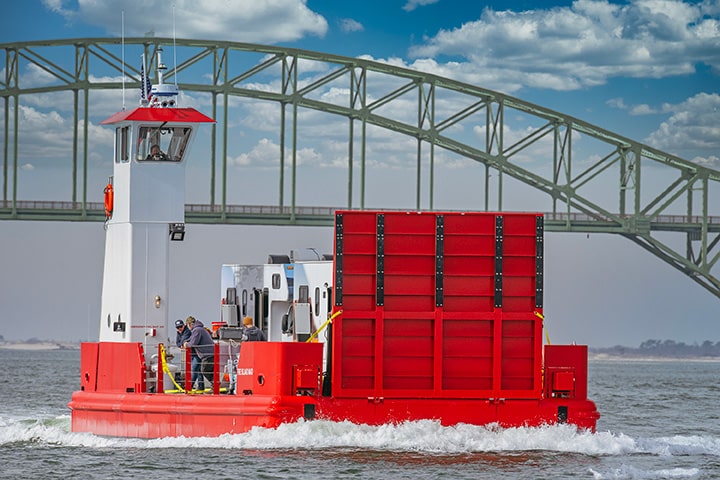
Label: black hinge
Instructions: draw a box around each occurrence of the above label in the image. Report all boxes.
[436,214,444,307]
[334,213,343,305]
[535,215,544,308]
[376,214,385,306]
[494,215,503,308]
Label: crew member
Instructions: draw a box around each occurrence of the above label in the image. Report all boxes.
[174,319,192,384]
[242,316,266,342]
[175,319,191,347]
[183,316,215,391]
[147,144,168,160]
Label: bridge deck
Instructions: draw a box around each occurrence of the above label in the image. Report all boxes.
[2,200,719,233]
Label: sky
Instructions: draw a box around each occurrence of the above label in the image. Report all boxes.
[0,0,719,347]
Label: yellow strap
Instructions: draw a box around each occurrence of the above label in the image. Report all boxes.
[534,311,551,345]
[159,343,187,393]
[160,344,228,394]
[306,309,343,343]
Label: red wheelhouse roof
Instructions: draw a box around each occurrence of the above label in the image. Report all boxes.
[101,107,215,125]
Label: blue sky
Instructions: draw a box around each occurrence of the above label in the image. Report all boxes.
[1,0,719,346]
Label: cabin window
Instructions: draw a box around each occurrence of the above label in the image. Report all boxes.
[272,273,281,289]
[314,287,320,314]
[299,285,309,304]
[242,289,248,316]
[136,126,192,162]
[116,126,130,163]
[226,287,237,305]
[262,288,269,321]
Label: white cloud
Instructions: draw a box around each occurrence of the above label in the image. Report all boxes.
[3,105,113,162]
[630,104,658,115]
[41,0,70,15]
[50,0,328,44]
[691,154,719,167]
[228,138,277,168]
[402,0,440,13]
[339,18,364,33]
[403,0,720,92]
[39,0,720,97]
[606,97,628,110]
[644,92,720,165]
[20,63,60,88]
[228,138,321,169]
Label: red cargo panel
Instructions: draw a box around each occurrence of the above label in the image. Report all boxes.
[383,316,434,390]
[338,315,376,390]
[444,213,495,317]
[442,316,494,391]
[332,211,543,400]
[500,316,540,392]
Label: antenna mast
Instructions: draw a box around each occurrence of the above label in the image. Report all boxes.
[121,10,125,110]
[173,5,178,89]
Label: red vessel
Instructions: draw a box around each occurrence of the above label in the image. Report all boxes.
[69,49,599,438]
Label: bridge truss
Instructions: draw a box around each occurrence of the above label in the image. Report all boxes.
[1,37,719,297]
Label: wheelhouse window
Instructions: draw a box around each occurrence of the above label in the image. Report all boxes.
[116,126,130,163]
[136,126,192,162]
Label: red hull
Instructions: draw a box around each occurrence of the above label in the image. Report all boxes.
[69,392,598,438]
[69,391,309,437]
[318,397,599,431]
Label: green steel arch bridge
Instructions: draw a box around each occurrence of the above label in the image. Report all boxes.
[1,37,719,298]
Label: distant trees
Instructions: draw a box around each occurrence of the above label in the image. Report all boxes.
[593,339,720,357]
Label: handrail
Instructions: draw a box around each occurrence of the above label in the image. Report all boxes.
[2,200,719,225]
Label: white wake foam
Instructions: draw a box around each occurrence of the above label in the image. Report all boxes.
[0,415,717,459]
[589,465,700,479]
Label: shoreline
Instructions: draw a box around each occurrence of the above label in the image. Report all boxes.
[0,342,79,351]
[589,352,720,362]
[1,342,717,360]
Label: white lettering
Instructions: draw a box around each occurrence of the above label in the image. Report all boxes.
[237,368,254,376]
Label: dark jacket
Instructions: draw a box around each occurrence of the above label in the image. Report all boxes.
[175,325,192,348]
[185,320,215,359]
[243,325,266,342]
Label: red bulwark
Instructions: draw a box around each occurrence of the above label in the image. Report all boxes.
[331,211,544,401]
[79,342,147,393]
[544,344,590,400]
[236,342,323,396]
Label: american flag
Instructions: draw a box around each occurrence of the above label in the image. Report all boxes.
[140,57,152,102]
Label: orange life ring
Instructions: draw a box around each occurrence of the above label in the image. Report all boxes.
[104,181,114,219]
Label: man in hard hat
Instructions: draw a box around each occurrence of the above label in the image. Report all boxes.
[242,316,266,342]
